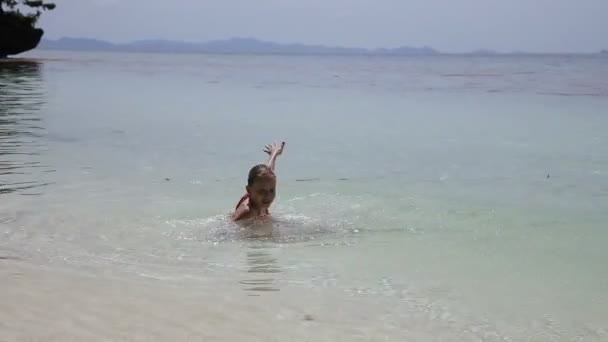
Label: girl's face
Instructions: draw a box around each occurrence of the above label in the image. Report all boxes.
[246,177,276,210]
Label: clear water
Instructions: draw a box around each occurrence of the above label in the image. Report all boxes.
[1,51,607,341]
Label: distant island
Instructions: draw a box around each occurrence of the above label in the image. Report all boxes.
[36,37,607,57]
[39,37,439,56]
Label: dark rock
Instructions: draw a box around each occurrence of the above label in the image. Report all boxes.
[0,14,44,56]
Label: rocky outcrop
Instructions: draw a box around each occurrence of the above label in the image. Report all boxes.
[0,13,44,57]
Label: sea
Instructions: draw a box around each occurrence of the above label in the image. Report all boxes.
[1,50,607,341]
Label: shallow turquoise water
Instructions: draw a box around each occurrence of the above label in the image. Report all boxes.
[1,51,607,340]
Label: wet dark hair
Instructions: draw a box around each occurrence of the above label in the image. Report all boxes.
[247,164,275,186]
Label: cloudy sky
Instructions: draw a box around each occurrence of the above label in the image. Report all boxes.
[37,0,607,53]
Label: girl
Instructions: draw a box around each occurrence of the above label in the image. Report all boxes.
[232,142,285,221]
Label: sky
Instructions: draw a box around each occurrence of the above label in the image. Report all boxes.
[35,0,608,53]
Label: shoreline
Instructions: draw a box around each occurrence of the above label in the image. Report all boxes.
[0,259,286,341]
[0,259,508,341]
[0,259,412,341]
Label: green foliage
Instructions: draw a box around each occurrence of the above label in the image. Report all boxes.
[0,0,55,27]
[24,0,56,10]
[2,0,56,9]
[1,0,19,10]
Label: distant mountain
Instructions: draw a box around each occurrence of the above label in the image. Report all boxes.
[38,37,440,56]
[39,37,117,51]
[467,49,500,56]
[373,45,437,56]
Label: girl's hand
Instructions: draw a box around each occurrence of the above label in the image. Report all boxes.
[264,141,285,156]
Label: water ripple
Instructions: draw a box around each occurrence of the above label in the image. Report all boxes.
[0,60,53,195]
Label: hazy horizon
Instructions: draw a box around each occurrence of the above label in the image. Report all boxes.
[35,0,608,54]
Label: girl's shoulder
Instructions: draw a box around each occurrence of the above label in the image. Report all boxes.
[235,194,249,211]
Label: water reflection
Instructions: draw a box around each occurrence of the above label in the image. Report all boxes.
[0,60,52,195]
[239,244,281,295]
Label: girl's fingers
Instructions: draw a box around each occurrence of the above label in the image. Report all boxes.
[263,142,285,154]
